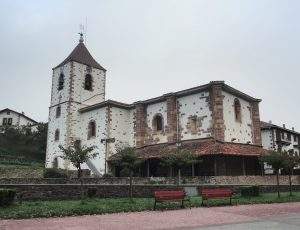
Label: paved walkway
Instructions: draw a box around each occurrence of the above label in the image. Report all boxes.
[1,202,300,230]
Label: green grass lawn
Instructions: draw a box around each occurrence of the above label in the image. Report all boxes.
[1,192,300,220]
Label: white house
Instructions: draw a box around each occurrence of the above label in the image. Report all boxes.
[0,108,37,128]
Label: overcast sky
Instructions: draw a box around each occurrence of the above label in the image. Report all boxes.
[0,0,299,130]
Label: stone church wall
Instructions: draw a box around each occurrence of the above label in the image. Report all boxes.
[223,91,253,144]
[178,91,212,141]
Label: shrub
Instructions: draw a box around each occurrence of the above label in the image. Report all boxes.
[86,188,97,198]
[43,168,68,178]
[241,186,260,197]
[0,189,16,207]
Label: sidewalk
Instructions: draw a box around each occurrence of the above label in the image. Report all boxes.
[1,202,300,230]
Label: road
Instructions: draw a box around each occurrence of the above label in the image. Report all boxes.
[1,202,300,230]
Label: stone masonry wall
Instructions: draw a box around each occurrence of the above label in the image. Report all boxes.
[210,83,225,141]
[251,102,262,145]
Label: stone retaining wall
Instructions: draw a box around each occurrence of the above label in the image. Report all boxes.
[1,184,300,201]
[0,175,300,185]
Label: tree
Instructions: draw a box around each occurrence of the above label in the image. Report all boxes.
[260,151,285,198]
[282,151,300,196]
[110,146,143,201]
[161,149,200,185]
[59,143,98,179]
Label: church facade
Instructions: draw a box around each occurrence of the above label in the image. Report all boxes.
[45,37,266,176]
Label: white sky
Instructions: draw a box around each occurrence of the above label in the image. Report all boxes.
[0,0,299,130]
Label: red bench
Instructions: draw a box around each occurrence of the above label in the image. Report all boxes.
[200,188,234,206]
[154,190,188,210]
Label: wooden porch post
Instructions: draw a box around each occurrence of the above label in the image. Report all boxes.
[214,157,217,176]
[242,157,246,176]
[191,163,195,177]
[147,159,150,177]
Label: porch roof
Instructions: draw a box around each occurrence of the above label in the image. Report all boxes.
[133,139,268,160]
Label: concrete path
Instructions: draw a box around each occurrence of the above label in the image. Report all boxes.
[1,202,300,230]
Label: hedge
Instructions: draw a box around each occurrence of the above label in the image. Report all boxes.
[0,189,16,207]
[241,186,260,197]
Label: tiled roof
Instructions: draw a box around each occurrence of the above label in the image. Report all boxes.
[54,42,106,71]
[261,121,300,135]
[109,139,268,160]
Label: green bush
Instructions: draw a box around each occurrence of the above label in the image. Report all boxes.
[0,189,16,207]
[43,168,68,178]
[241,186,260,197]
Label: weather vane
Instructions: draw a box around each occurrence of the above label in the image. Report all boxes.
[79,24,85,43]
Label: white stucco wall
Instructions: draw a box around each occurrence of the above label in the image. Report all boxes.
[261,129,274,150]
[222,91,253,144]
[178,91,212,140]
[145,101,168,144]
[77,108,107,174]
[109,107,134,153]
[72,62,106,105]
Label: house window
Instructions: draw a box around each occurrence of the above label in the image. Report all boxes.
[281,132,285,140]
[7,111,10,115]
[287,133,291,141]
[2,118,7,125]
[54,129,60,141]
[56,106,61,118]
[84,74,93,91]
[152,114,163,131]
[234,98,241,122]
[294,135,298,142]
[190,116,197,133]
[88,121,96,139]
[58,73,64,90]
[7,118,12,125]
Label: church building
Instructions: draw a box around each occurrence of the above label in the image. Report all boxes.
[45,36,267,177]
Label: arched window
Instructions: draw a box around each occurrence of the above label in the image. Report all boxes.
[56,106,61,118]
[234,98,241,122]
[152,114,164,131]
[84,74,93,91]
[88,121,96,139]
[54,129,60,141]
[58,73,64,90]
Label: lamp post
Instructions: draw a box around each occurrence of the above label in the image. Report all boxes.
[101,137,115,174]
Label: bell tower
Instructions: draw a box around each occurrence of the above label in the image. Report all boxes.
[45,34,106,168]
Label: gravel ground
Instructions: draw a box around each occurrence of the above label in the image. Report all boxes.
[1,202,300,230]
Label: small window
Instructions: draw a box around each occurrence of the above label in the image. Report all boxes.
[281,132,285,139]
[53,157,58,168]
[84,74,93,91]
[56,106,61,118]
[7,118,12,125]
[190,116,197,133]
[152,114,163,131]
[88,121,96,139]
[7,111,10,115]
[287,133,291,141]
[234,98,241,122]
[294,135,298,142]
[58,73,64,90]
[54,129,60,141]
[2,118,7,125]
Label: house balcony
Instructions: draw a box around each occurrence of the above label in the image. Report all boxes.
[276,139,291,146]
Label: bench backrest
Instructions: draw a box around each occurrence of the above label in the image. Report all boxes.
[154,190,185,200]
[201,188,233,198]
